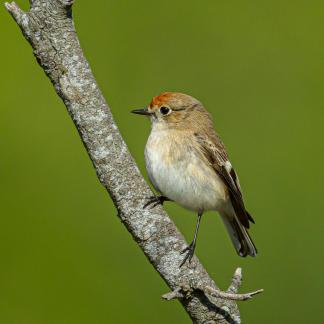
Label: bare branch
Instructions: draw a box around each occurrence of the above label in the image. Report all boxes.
[227,267,244,293]
[5,2,26,25]
[203,286,263,302]
[5,1,262,322]
[162,287,185,301]
[162,268,263,302]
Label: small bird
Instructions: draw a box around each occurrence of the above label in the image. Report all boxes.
[132,92,257,267]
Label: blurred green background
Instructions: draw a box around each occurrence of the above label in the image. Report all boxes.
[1,0,323,323]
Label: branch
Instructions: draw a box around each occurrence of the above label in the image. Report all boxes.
[162,267,263,301]
[5,1,262,322]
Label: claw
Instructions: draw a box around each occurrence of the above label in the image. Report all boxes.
[180,242,196,268]
[143,196,157,209]
[143,195,170,209]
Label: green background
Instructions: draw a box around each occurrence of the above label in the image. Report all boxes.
[1,0,323,323]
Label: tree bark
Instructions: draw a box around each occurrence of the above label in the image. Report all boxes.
[5,1,260,322]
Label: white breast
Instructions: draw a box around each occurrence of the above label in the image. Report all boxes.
[145,128,228,212]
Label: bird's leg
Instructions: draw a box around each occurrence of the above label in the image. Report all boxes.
[143,195,172,209]
[180,211,203,267]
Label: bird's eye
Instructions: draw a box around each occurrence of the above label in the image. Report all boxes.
[160,106,170,115]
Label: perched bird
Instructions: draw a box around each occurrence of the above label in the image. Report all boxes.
[132,92,257,267]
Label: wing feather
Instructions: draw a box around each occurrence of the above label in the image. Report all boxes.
[194,132,253,228]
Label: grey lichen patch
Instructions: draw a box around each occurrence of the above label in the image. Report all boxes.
[92,145,110,160]
[34,30,41,41]
[144,240,158,256]
[20,12,29,28]
[158,250,182,277]
[160,235,179,247]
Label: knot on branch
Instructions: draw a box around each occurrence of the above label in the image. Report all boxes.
[162,267,263,302]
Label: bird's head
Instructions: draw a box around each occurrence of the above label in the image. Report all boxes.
[131,92,212,130]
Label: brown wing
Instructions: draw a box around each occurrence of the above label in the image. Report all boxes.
[194,132,254,228]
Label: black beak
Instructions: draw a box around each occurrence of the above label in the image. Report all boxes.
[131,108,151,116]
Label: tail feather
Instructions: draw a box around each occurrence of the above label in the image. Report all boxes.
[221,213,257,257]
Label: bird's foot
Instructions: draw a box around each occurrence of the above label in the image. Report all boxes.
[180,242,196,268]
[143,195,170,209]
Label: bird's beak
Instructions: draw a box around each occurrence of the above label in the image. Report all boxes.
[131,108,151,116]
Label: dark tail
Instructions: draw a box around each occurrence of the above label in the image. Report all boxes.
[220,212,257,257]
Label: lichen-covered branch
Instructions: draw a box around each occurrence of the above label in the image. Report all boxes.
[162,268,263,302]
[5,1,261,322]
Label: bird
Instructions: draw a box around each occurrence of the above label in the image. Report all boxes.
[131,92,257,267]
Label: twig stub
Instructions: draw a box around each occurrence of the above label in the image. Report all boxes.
[163,268,263,302]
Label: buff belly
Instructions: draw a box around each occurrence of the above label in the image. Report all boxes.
[145,131,229,212]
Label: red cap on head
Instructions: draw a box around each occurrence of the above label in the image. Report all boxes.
[150,92,175,108]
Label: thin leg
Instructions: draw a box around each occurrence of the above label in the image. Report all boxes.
[143,195,172,209]
[180,211,203,268]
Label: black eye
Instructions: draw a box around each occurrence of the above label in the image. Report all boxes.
[160,106,170,115]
